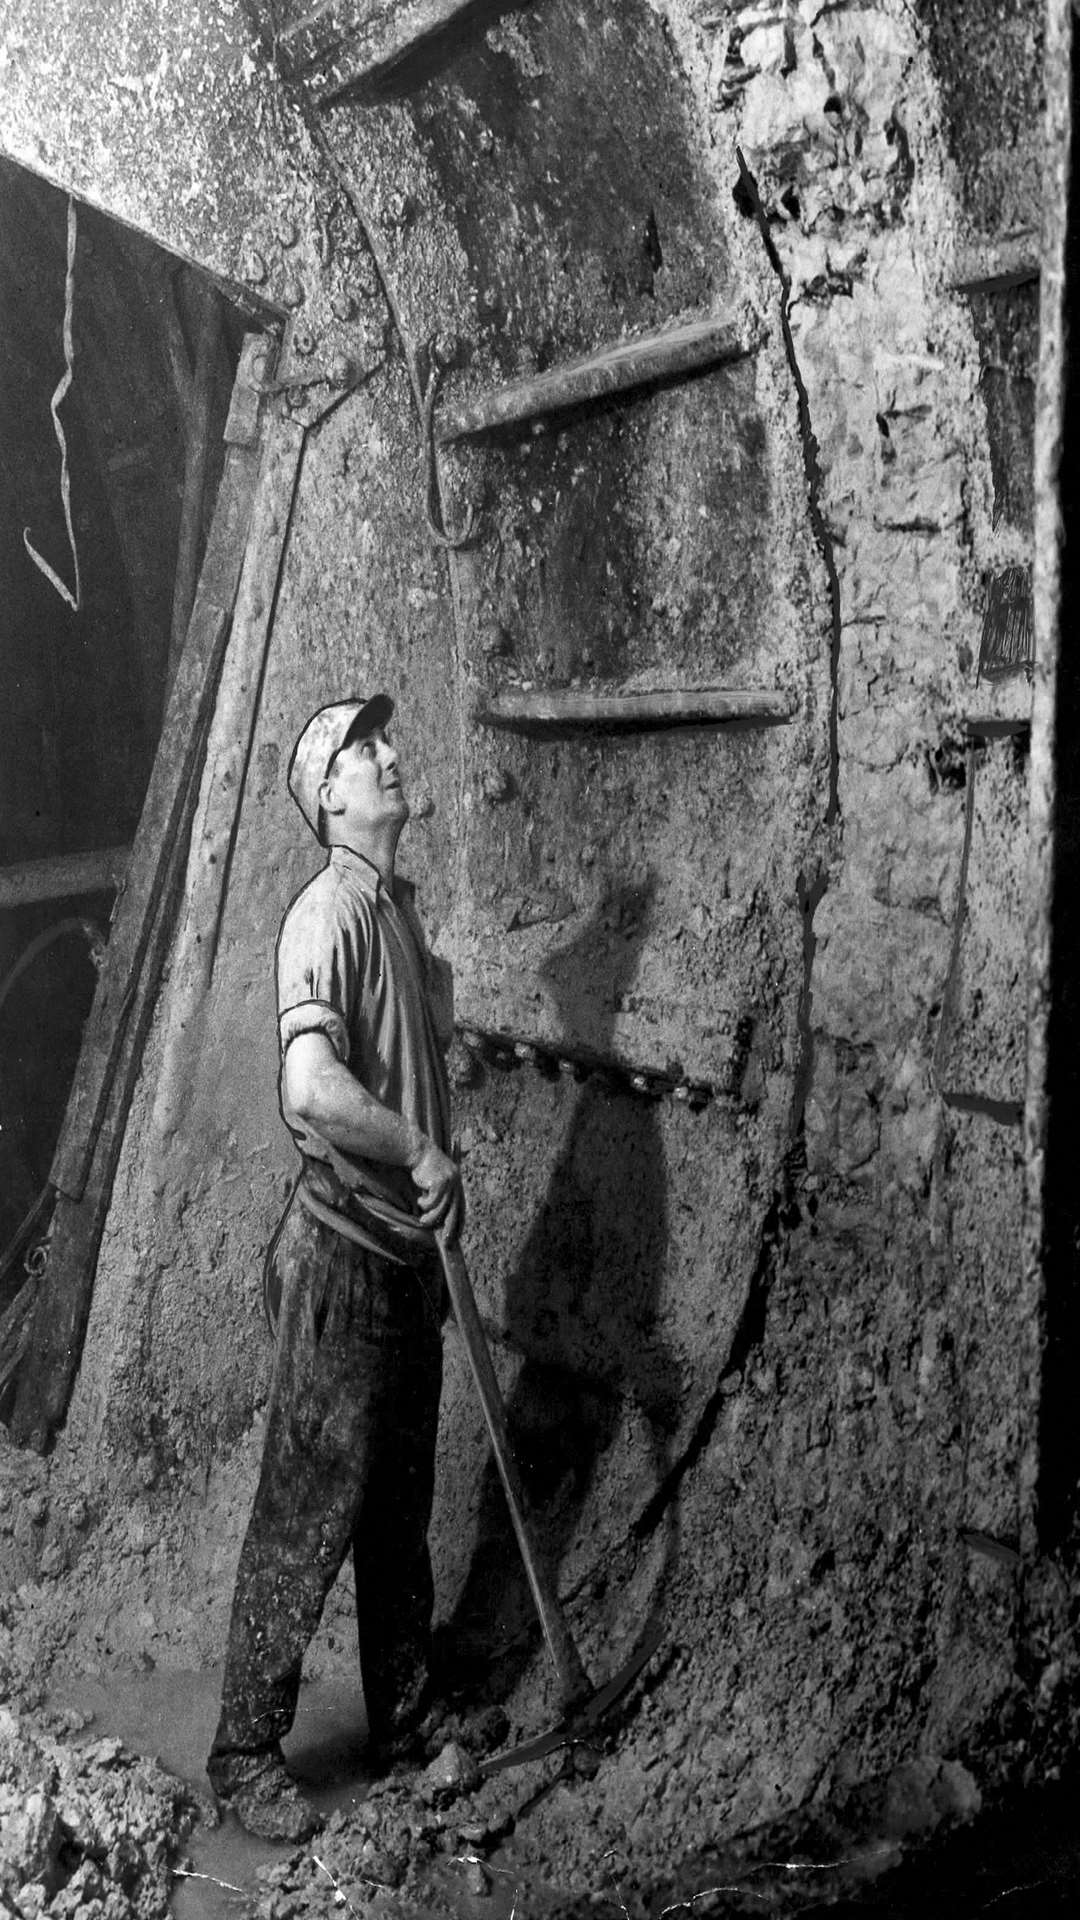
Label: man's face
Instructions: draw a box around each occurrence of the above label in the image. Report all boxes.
[321,727,409,838]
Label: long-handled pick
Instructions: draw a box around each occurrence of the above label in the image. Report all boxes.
[435,1227,661,1770]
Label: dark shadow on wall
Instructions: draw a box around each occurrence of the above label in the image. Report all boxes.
[440,879,682,1693]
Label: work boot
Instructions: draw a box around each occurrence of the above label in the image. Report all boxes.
[366,1717,427,1775]
[208,1747,324,1843]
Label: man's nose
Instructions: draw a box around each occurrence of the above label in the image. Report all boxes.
[380,740,399,772]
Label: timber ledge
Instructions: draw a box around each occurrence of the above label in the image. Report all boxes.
[475,686,795,731]
[439,313,759,443]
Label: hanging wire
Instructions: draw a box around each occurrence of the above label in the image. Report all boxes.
[23,195,82,613]
[0,915,106,1024]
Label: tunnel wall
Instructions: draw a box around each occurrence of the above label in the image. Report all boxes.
[0,0,1053,1876]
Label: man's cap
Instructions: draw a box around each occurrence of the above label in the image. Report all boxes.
[287,694,394,839]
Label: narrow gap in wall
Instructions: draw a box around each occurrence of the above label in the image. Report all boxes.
[0,157,252,1328]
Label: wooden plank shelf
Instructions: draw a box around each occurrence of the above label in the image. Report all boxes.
[439,313,756,443]
[963,714,1032,740]
[0,845,129,910]
[950,232,1040,294]
[276,0,493,102]
[476,685,793,732]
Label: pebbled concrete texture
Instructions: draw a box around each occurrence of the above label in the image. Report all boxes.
[0,0,1059,1895]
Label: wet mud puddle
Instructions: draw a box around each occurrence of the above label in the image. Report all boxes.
[48,1665,516,1920]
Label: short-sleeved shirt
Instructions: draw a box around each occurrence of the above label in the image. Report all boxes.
[276,845,452,1216]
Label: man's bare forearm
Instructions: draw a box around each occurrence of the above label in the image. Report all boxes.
[296,1049,426,1169]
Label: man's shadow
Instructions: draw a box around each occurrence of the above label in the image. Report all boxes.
[440,877,681,1697]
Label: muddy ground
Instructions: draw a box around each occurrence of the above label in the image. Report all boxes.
[4,1674,1080,1920]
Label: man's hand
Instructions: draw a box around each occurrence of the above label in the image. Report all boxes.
[410,1138,464,1241]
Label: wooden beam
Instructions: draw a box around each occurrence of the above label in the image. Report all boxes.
[278,0,498,103]
[169,281,223,675]
[158,269,196,424]
[476,685,794,730]
[48,336,269,1209]
[963,715,1032,740]
[148,417,307,1147]
[8,823,191,1451]
[439,313,757,443]
[0,1275,37,1400]
[0,846,129,909]
[951,232,1040,294]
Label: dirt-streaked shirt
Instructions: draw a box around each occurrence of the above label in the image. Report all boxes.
[276,845,452,1216]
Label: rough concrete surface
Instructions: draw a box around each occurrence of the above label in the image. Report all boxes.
[0,0,1065,1909]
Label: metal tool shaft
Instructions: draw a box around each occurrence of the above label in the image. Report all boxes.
[436,1228,590,1710]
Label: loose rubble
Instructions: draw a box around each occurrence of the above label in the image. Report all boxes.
[0,1706,202,1919]
[250,1712,527,1919]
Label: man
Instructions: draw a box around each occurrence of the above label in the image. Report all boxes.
[207,693,463,1842]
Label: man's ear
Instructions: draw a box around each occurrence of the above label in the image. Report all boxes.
[318,768,344,819]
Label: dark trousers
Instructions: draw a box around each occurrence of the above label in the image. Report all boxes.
[209,1190,444,1779]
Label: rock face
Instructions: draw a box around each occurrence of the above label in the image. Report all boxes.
[0,0,1061,1895]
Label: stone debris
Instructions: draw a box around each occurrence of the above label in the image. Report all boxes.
[417,1739,481,1802]
[454,1853,490,1898]
[248,1723,530,1919]
[0,1706,201,1919]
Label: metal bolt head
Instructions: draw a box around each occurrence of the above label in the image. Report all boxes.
[277,216,299,248]
[292,324,316,357]
[330,353,355,387]
[282,277,305,310]
[448,1037,480,1089]
[481,768,512,804]
[243,248,267,285]
[330,291,357,322]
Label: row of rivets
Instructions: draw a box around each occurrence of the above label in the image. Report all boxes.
[456,1026,712,1108]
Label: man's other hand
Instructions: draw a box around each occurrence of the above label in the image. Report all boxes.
[410,1139,464,1241]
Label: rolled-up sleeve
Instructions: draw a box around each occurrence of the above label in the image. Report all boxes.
[276,883,356,1065]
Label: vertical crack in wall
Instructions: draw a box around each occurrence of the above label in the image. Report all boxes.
[793,859,827,1141]
[735,146,842,827]
[734,147,841,1160]
[631,1180,781,1544]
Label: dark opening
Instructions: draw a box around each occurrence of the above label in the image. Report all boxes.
[0,157,249,1318]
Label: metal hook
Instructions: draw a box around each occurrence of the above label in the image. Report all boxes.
[421,355,476,550]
